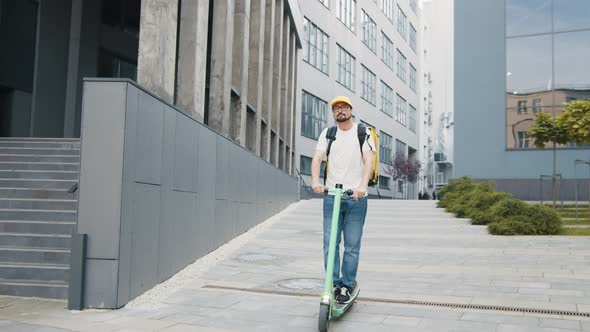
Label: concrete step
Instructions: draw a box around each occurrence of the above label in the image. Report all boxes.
[0,137,79,142]
[0,179,77,190]
[0,278,68,299]
[0,170,78,180]
[0,162,79,172]
[0,209,76,222]
[0,262,68,282]
[0,199,77,210]
[0,148,80,156]
[0,221,75,235]
[0,188,77,200]
[0,155,80,163]
[0,141,80,149]
[0,233,71,248]
[0,247,70,264]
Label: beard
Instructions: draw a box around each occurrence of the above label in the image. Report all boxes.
[335,114,352,123]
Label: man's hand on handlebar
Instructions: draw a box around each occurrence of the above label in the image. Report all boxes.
[352,186,367,201]
[312,181,325,194]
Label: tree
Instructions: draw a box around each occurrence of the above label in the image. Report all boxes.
[557,100,590,209]
[383,153,422,199]
[557,100,590,143]
[528,112,570,208]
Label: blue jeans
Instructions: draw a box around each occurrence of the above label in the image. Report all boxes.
[323,195,368,289]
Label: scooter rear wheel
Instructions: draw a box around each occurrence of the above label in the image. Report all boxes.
[318,303,330,332]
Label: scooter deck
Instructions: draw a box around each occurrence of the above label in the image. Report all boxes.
[331,286,360,318]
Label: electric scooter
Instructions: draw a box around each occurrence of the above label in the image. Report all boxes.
[318,184,360,332]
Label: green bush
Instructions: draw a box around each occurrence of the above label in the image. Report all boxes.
[446,182,509,222]
[436,176,562,236]
[489,198,529,218]
[487,204,562,235]
[437,177,477,208]
[488,217,537,235]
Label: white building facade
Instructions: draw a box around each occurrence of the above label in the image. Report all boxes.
[419,0,454,197]
[296,0,421,199]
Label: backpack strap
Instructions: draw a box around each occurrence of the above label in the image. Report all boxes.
[357,124,367,157]
[324,126,337,185]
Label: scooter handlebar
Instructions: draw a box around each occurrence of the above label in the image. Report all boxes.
[323,189,354,195]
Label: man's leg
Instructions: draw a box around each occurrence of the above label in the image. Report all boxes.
[323,195,344,287]
[340,197,368,290]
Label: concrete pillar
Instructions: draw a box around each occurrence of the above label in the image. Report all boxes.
[247,0,266,157]
[286,32,296,175]
[231,0,250,146]
[208,0,234,137]
[262,0,275,162]
[30,0,72,137]
[176,0,209,123]
[280,19,290,171]
[63,0,83,138]
[137,0,178,104]
[272,0,284,167]
[290,39,299,175]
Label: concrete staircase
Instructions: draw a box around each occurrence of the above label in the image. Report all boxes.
[0,137,80,299]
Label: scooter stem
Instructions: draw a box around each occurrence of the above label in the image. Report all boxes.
[322,184,343,305]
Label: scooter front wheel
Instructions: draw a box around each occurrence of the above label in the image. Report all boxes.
[318,303,330,332]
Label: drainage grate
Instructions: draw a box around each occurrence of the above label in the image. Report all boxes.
[203,285,590,318]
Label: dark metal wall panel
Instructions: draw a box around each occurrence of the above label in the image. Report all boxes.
[116,83,140,306]
[77,81,126,260]
[84,259,118,309]
[173,113,198,193]
[134,93,164,185]
[129,183,161,299]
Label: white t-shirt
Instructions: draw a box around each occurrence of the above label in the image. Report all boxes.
[315,123,375,194]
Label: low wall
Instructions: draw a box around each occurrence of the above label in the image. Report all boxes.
[76,79,298,308]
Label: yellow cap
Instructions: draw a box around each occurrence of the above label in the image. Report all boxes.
[330,96,353,108]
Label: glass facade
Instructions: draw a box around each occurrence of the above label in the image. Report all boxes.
[506,0,590,149]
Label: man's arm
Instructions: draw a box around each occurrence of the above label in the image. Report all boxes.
[353,150,374,200]
[311,149,326,193]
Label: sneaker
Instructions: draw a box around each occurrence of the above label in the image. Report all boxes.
[336,284,354,303]
[333,286,341,299]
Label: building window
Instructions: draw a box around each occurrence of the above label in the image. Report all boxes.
[409,64,417,92]
[380,81,394,117]
[379,0,395,22]
[380,131,393,164]
[397,180,404,193]
[318,0,329,8]
[518,131,530,149]
[300,155,326,176]
[303,18,329,75]
[98,50,137,81]
[336,0,356,32]
[410,0,417,13]
[533,98,542,113]
[396,94,407,126]
[409,104,417,132]
[379,175,390,189]
[361,65,376,105]
[397,49,407,82]
[101,0,141,37]
[517,100,528,114]
[337,45,356,91]
[410,23,417,52]
[396,139,407,156]
[397,5,407,40]
[361,10,377,52]
[381,32,394,70]
[301,90,328,139]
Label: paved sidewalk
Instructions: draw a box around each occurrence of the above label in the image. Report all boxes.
[1,199,590,331]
